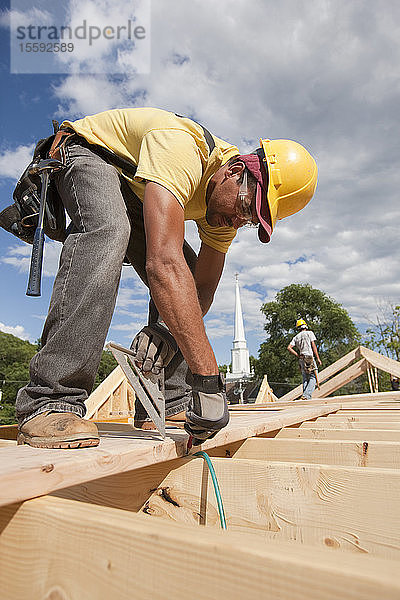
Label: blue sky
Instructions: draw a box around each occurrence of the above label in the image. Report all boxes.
[1,0,400,368]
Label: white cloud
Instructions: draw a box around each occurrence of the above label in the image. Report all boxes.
[53,76,128,117]
[0,144,35,179]
[1,7,52,29]
[2,240,62,277]
[53,0,150,74]
[0,321,32,341]
[111,321,145,333]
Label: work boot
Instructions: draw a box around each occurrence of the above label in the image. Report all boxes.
[17,411,100,449]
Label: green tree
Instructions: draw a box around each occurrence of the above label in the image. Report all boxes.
[254,284,360,397]
[365,303,400,361]
[93,350,118,388]
[0,331,119,425]
[0,332,37,424]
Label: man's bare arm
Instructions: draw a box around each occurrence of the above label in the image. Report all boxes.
[194,243,225,315]
[143,182,218,376]
[311,340,322,365]
[287,344,299,358]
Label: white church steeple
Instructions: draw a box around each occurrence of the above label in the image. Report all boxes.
[226,274,251,382]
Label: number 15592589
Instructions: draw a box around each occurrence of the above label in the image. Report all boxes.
[19,42,74,52]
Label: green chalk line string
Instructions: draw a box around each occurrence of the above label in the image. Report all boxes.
[194,450,227,530]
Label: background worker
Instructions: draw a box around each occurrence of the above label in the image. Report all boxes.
[14,107,317,448]
[287,319,322,400]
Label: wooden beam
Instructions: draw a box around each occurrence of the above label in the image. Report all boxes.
[312,359,367,398]
[0,424,18,440]
[230,399,341,410]
[232,438,400,468]
[324,415,400,421]
[359,346,400,378]
[140,457,400,559]
[301,421,400,430]
[0,440,16,448]
[279,346,362,402]
[0,404,338,508]
[337,407,400,414]
[277,428,400,441]
[229,391,400,412]
[1,496,399,600]
[254,374,279,403]
[321,414,400,420]
[85,365,134,419]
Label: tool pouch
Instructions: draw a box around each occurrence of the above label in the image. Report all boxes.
[0,122,67,245]
[300,354,315,374]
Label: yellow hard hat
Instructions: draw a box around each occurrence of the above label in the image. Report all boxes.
[261,138,317,230]
[296,318,308,328]
[239,139,317,243]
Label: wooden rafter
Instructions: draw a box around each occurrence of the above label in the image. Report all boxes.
[279,346,400,402]
[85,365,136,420]
[0,404,339,508]
[2,394,400,596]
[1,495,399,600]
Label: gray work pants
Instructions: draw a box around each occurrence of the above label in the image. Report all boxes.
[16,141,194,425]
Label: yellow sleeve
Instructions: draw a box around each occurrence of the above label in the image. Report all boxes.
[134,129,203,207]
[195,217,237,254]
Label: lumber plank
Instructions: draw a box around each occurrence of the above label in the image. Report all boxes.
[313,359,368,398]
[0,404,338,507]
[254,374,279,403]
[312,391,400,404]
[232,438,400,468]
[85,365,131,419]
[359,346,400,378]
[301,421,400,430]
[229,391,400,411]
[230,400,341,409]
[0,439,16,448]
[277,428,400,441]
[336,409,400,415]
[324,415,400,421]
[52,457,188,512]
[1,496,399,600]
[0,424,18,440]
[141,457,400,559]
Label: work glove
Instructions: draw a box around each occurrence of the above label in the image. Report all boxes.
[185,373,229,444]
[130,322,178,375]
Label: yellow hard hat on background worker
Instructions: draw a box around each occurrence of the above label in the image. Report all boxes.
[296,319,308,329]
[239,139,318,243]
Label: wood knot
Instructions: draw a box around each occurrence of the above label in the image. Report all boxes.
[324,537,340,548]
[41,463,54,473]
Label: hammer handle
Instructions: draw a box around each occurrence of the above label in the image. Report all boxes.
[26,170,49,297]
[26,226,45,296]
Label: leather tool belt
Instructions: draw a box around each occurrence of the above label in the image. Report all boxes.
[300,354,315,374]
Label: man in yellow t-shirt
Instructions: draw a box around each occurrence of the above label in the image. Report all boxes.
[16,108,318,449]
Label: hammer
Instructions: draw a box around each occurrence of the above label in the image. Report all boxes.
[26,158,65,297]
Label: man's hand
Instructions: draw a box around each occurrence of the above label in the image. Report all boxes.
[184,373,229,444]
[130,323,178,375]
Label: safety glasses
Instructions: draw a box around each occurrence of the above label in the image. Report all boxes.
[237,169,258,227]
